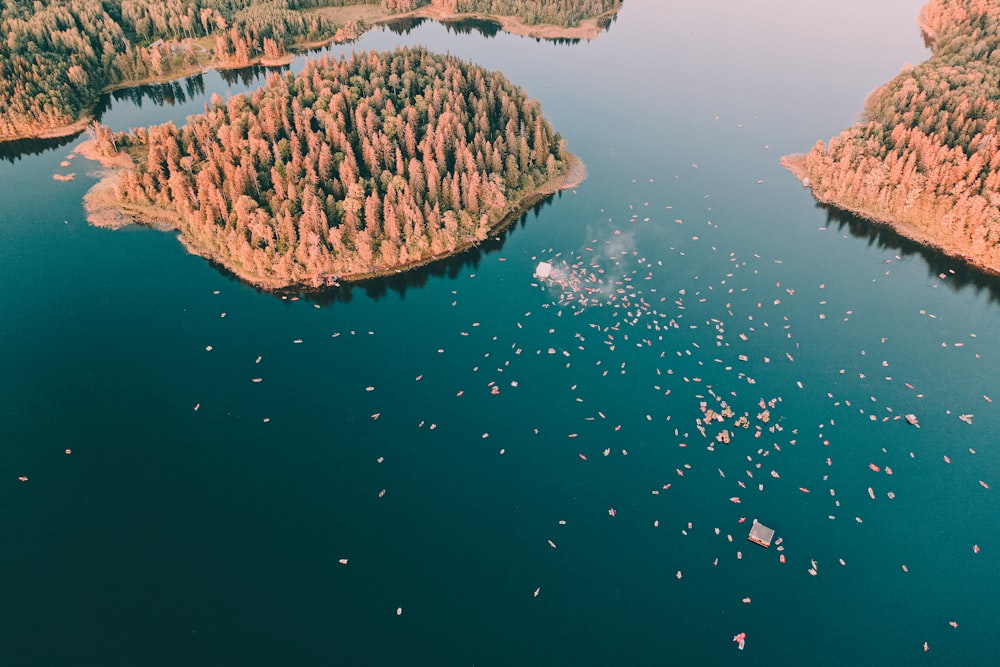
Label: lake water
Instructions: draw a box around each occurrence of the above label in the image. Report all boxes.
[1,1,997,664]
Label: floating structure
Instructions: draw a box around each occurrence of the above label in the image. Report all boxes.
[747,519,775,548]
[534,261,554,280]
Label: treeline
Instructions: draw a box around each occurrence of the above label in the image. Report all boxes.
[119,0,346,65]
[97,47,575,289]
[209,1,354,66]
[1,0,139,139]
[786,0,1000,269]
[0,0,621,141]
[384,0,621,27]
[0,0,350,142]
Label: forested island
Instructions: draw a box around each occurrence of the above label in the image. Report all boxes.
[783,0,1000,272]
[81,47,583,289]
[0,0,621,144]
[323,0,622,40]
[0,0,356,142]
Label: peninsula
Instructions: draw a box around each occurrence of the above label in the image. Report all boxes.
[0,0,622,145]
[82,47,584,290]
[782,0,1000,273]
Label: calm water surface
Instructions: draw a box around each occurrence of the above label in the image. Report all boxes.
[2,1,996,664]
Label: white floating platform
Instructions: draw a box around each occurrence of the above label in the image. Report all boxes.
[534,261,553,279]
[747,519,775,548]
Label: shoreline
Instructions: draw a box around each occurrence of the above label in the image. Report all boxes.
[371,5,620,42]
[78,139,184,232]
[782,2,1000,279]
[0,4,618,146]
[780,154,1000,277]
[779,153,809,184]
[81,138,587,291]
[319,155,588,289]
[0,31,361,146]
[0,116,94,145]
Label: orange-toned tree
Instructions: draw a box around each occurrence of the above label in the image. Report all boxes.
[91,47,581,290]
[784,0,1000,271]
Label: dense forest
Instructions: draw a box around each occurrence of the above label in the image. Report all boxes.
[382,0,621,27]
[783,0,1000,271]
[85,47,580,289]
[0,0,621,143]
[0,0,351,141]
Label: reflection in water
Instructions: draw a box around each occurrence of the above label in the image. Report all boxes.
[0,75,208,163]
[597,11,619,32]
[0,133,81,164]
[110,74,206,109]
[440,18,503,38]
[383,16,505,39]
[530,35,582,45]
[224,195,559,307]
[0,7,620,163]
[217,63,290,87]
[820,203,1000,302]
[381,17,428,35]
[380,10,619,43]
[324,198,551,305]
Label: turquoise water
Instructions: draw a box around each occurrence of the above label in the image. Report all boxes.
[1,1,997,664]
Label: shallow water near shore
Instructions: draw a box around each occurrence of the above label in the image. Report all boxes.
[2,1,998,664]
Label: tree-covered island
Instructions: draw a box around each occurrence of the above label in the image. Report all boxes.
[783,0,1000,273]
[0,0,622,144]
[81,47,584,290]
[318,0,623,41]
